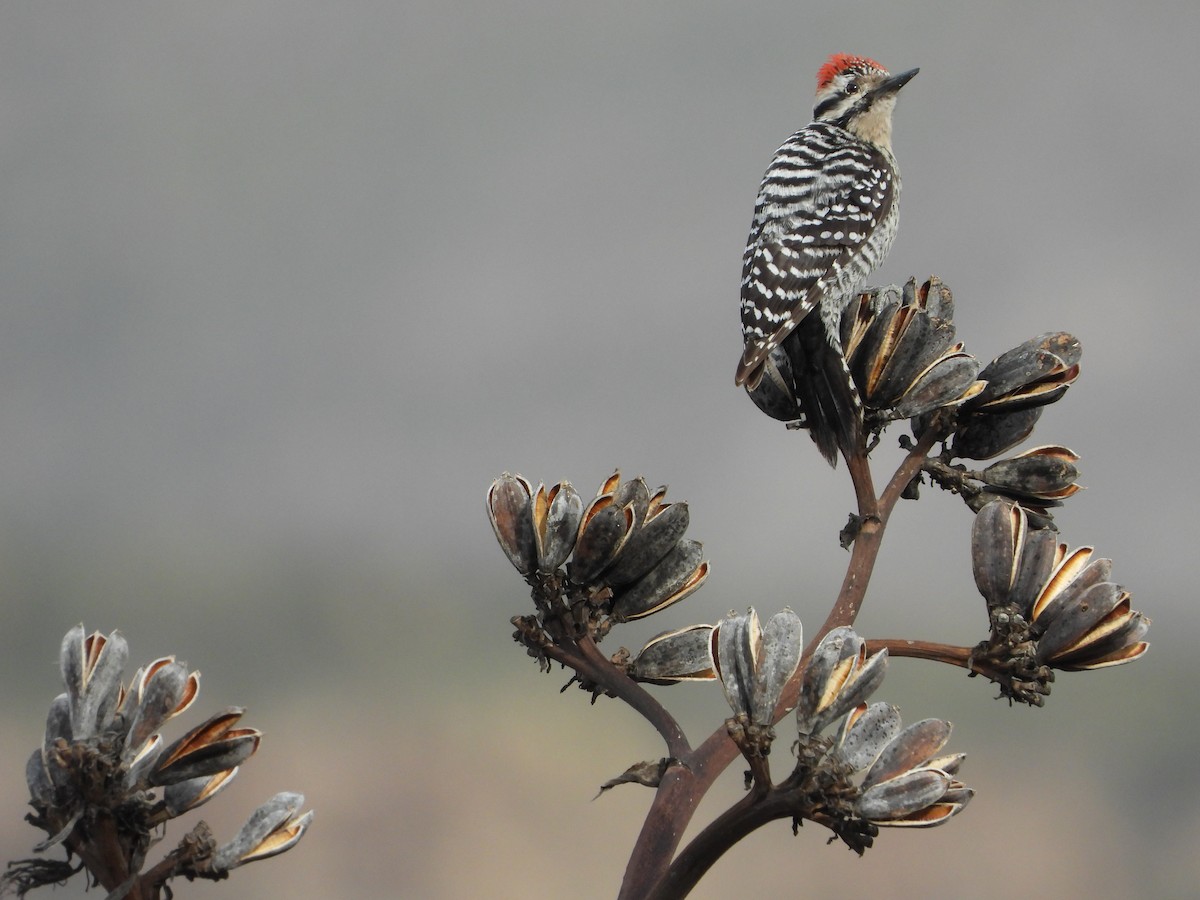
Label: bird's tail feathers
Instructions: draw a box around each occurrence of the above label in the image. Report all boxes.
[784,324,864,467]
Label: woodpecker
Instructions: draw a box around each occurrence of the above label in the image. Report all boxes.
[736,54,918,464]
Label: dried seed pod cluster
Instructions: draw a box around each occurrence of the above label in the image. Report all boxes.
[842,277,981,420]
[947,332,1081,461]
[746,275,1087,506]
[788,628,971,846]
[7,625,312,898]
[838,706,972,828]
[970,500,1150,702]
[747,277,983,428]
[488,471,710,630]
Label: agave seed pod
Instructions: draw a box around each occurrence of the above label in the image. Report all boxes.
[746,348,803,422]
[863,718,953,790]
[981,446,1081,502]
[124,658,200,754]
[865,780,970,827]
[971,499,1021,609]
[840,285,899,360]
[487,473,537,575]
[971,499,1056,613]
[854,304,958,409]
[123,733,165,789]
[604,495,690,587]
[40,695,74,792]
[835,702,902,772]
[858,768,952,822]
[60,626,128,741]
[797,626,859,733]
[612,476,651,523]
[748,608,803,725]
[919,275,955,320]
[1007,527,1059,617]
[628,624,715,684]
[568,495,636,584]
[797,627,859,734]
[1053,612,1150,670]
[1035,582,1138,667]
[846,301,902,401]
[150,708,261,787]
[1030,546,1111,627]
[892,349,983,418]
[797,627,888,736]
[25,749,54,808]
[610,539,708,621]
[950,406,1043,460]
[44,693,72,748]
[214,792,313,871]
[712,609,759,718]
[532,481,582,572]
[163,767,240,817]
[927,752,968,777]
[967,332,1081,412]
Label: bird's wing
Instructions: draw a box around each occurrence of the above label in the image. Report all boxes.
[735,139,894,388]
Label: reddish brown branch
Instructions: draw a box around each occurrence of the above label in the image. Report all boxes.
[865,638,974,668]
[619,424,951,899]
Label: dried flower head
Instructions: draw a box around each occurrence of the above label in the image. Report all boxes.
[4,625,312,899]
[968,500,1150,703]
[781,628,971,853]
[488,471,710,655]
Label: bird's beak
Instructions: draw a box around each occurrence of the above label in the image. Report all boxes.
[871,67,919,98]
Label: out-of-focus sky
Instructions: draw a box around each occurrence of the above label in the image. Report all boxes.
[1,3,1196,898]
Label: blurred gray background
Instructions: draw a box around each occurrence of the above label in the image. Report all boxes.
[1,2,1196,898]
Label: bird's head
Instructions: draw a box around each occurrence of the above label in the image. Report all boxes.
[812,54,918,150]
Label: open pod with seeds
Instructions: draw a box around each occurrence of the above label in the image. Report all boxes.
[150,707,261,787]
[486,473,588,577]
[487,473,538,576]
[122,656,201,757]
[532,480,583,572]
[568,483,637,584]
[971,498,1059,615]
[214,792,314,872]
[796,626,888,736]
[162,767,241,818]
[964,332,1081,414]
[628,624,716,685]
[929,332,1081,461]
[486,473,586,576]
[610,538,709,621]
[1029,544,1150,670]
[978,445,1081,504]
[60,625,128,742]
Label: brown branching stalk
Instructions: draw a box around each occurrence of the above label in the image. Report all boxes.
[487,278,1149,900]
[619,420,947,900]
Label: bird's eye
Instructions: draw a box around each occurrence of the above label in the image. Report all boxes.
[845,81,859,94]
